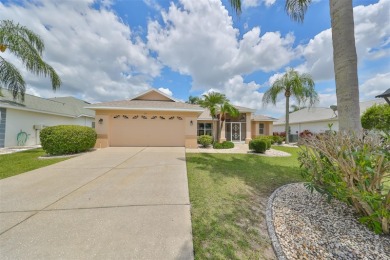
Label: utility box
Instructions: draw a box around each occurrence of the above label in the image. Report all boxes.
[33,125,44,130]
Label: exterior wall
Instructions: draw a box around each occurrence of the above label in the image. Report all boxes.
[273,120,339,135]
[0,108,6,148]
[251,121,273,137]
[94,110,199,148]
[245,112,251,143]
[4,108,94,147]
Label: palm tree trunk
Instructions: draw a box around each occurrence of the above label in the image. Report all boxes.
[330,0,361,132]
[285,95,290,144]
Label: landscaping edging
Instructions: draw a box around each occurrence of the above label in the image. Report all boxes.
[266,183,390,259]
[266,184,288,260]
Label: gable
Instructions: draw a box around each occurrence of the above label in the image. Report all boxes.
[132,89,175,102]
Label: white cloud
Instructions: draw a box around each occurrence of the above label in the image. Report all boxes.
[297,0,390,83]
[147,0,295,91]
[158,87,173,96]
[360,73,390,99]
[0,0,161,102]
[242,0,276,8]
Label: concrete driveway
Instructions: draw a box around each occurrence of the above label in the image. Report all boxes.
[0,147,193,259]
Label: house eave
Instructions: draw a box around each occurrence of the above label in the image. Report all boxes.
[86,106,204,113]
[273,117,339,126]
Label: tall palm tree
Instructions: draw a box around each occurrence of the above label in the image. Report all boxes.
[199,91,239,142]
[0,20,61,101]
[262,68,318,143]
[228,0,361,132]
[186,95,201,104]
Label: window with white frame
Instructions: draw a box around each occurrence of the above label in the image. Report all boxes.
[198,123,213,136]
[259,123,265,135]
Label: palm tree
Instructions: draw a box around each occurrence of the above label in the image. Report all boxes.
[228,0,361,132]
[0,20,61,101]
[186,95,201,104]
[199,92,239,142]
[262,68,318,144]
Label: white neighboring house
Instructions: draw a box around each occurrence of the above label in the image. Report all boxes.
[0,88,95,148]
[273,99,386,135]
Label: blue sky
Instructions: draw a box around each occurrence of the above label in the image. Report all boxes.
[1,0,389,117]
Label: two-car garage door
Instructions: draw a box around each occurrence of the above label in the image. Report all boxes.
[109,114,185,147]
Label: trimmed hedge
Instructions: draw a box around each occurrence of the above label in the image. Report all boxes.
[213,141,234,149]
[252,136,271,150]
[40,125,97,155]
[249,139,267,153]
[198,135,213,147]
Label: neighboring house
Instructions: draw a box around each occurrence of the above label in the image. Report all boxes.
[0,88,95,148]
[88,89,276,148]
[273,99,386,135]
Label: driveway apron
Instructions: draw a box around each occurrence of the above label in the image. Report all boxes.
[0,147,193,259]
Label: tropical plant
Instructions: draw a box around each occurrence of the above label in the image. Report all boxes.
[290,104,306,113]
[361,104,390,137]
[228,0,361,132]
[262,68,318,143]
[0,20,61,101]
[186,95,201,104]
[298,132,390,234]
[198,135,213,147]
[199,92,239,142]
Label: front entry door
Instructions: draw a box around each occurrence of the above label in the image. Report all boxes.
[231,123,241,142]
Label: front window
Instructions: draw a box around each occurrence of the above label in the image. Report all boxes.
[198,123,213,136]
[259,123,265,135]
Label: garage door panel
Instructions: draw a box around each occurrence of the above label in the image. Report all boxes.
[110,116,185,147]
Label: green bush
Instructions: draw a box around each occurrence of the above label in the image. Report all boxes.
[272,136,283,145]
[298,132,390,234]
[249,139,267,153]
[40,125,97,155]
[252,136,271,150]
[213,141,234,149]
[361,104,390,134]
[198,135,213,147]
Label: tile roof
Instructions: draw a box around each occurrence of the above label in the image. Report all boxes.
[87,99,204,112]
[0,88,95,118]
[274,99,386,125]
[252,114,278,121]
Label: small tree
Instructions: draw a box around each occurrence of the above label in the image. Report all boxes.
[361,104,390,136]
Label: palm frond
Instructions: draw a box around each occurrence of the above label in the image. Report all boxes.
[228,0,242,15]
[285,0,312,23]
[0,56,26,101]
[262,78,285,106]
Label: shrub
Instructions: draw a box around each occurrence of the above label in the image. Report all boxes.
[272,135,283,145]
[40,125,97,155]
[298,132,390,234]
[249,139,267,153]
[299,129,313,138]
[198,135,213,147]
[361,104,390,134]
[213,141,234,149]
[252,136,272,150]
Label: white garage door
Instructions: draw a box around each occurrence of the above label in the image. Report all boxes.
[109,114,185,147]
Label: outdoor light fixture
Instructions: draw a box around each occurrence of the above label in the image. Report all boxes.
[190,120,193,126]
[98,118,103,124]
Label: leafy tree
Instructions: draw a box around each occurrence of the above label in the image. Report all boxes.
[262,68,318,144]
[186,95,201,104]
[361,104,390,136]
[0,20,61,101]
[228,0,361,132]
[199,92,239,142]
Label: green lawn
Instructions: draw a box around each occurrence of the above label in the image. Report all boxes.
[0,148,69,179]
[186,146,303,259]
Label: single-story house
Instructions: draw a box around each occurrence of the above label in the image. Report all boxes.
[87,89,277,148]
[0,88,95,148]
[273,99,386,135]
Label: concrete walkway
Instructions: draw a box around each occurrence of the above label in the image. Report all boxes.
[0,147,193,259]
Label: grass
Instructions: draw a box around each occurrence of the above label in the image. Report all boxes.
[186,146,303,259]
[0,148,69,179]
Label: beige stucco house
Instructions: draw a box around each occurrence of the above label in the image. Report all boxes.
[87,89,276,148]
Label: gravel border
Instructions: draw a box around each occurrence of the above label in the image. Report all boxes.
[267,183,390,260]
